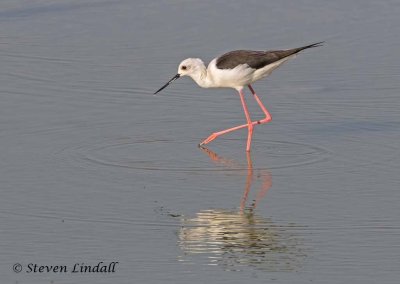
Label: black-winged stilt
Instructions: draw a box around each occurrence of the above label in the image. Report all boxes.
[155,42,323,152]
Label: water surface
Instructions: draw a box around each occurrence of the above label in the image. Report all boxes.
[1,0,400,283]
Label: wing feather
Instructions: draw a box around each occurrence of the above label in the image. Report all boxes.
[216,42,323,70]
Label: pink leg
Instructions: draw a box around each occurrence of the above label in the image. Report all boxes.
[200,90,254,151]
[238,89,254,152]
[248,84,272,123]
[200,86,272,150]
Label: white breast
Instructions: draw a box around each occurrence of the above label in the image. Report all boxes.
[207,59,255,89]
[206,55,297,90]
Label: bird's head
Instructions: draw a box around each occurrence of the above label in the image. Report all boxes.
[177,58,205,77]
[154,58,205,94]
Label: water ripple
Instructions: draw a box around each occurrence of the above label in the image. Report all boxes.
[57,137,331,172]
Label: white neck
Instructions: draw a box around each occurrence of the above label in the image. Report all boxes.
[189,64,214,88]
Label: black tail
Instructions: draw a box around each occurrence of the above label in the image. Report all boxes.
[266,41,324,63]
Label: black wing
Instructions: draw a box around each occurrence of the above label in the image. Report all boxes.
[216,42,323,70]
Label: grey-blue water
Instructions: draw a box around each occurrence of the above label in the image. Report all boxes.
[1,0,399,283]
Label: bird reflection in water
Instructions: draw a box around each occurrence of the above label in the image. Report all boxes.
[200,146,271,213]
[177,147,306,272]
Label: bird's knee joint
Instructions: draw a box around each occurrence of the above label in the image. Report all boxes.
[264,116,272,123]
[256,116,271,124]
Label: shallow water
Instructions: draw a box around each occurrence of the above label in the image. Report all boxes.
[1,0,400,283]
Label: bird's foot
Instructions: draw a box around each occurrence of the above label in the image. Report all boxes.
[200,133,218,146]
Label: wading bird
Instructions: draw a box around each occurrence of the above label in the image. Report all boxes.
[155,42,323,151]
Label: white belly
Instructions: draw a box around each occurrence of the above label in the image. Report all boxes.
[207,55,296,90]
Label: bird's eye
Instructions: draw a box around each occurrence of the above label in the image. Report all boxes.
[181,65,187,70]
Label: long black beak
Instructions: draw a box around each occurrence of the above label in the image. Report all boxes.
[154,74,180,94]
